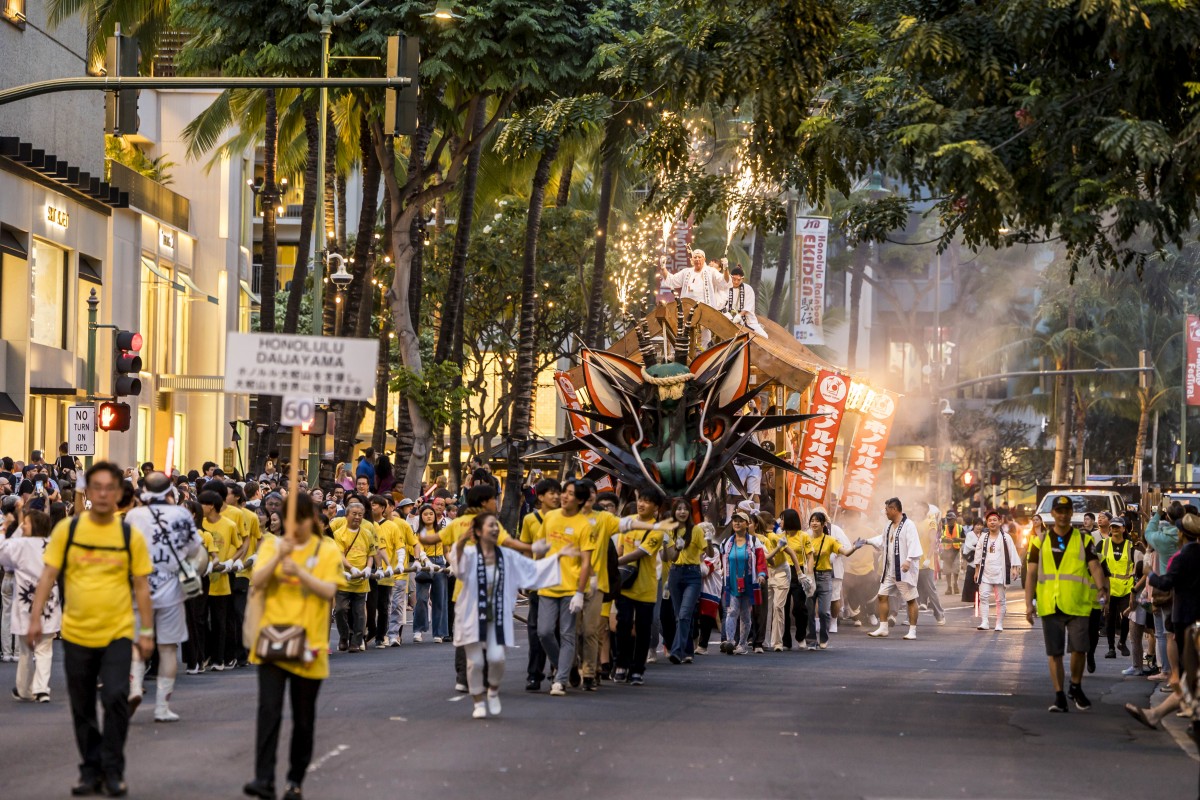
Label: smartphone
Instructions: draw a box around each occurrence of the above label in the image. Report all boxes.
[35,481,44,496]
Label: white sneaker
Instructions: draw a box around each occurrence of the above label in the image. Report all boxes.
[646,653,657,664]
[936,616,947,626]
[486,690,502,716]
[472,702,487,719]
[753,646,764,654]
[868,614,879,626]
[413,633,423,643]
[434,637,444,643]
[733,645,749,655]
[377,637,390,648]
[977,623,990,631]
[829,620,838,634]
[903,627,917,640]
[797,642,809,651]
[455,682,469,693]
[154,707,180,723]
[694,646,708,655]
[995,624,1004,632]
[550,682,566,696]
[772,646,783,652]
[868,625,889,638]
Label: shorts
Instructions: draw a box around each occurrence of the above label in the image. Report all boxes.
[831,578,844,603]
[878,575,918,603]
[1040,612,1088,657]
[153,602,189,645]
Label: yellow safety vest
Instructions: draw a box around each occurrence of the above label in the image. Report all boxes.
[1101,538,1134,598]
[1036,528,1097,617]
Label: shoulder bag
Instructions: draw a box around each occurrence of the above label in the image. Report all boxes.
[244,538,322,662]
[618,531,647,590]
[162,525,204,600]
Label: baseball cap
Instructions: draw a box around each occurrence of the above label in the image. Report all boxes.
[732,510,751,522]
[1110,516,1126,529]
[1051,495,1073,510]
[397,497,416,509]
[946,510,957,518]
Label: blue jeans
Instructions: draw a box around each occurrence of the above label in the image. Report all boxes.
[723,593,753,648]
[806,571,834,645]
[668,565,702,659]
[1152,608,1169,672]
[429,557,448,639]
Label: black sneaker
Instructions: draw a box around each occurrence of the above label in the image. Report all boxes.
[525,679,541,692]
[71,776,103,796]
[103,777,128,797]
[668,653,682,665]
[282,783,303,800]
[1086,651,1096,673]
[1118,643,1130,657]
[1104,649,1117,659]
[629,673,645,686]
[568,666,582,688]
[35,692,49,703]
[1068,683,1092,710]
[613,668,628,682]
[1048,692,1069,713]
[242,778,276,799]
[582,677,597,691]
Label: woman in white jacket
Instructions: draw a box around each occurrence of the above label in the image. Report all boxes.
[972,510,1021,631]
[0,509,61,702]
[452,512,562,719]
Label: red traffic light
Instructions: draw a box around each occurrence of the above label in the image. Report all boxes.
[961,469,976,486]
[116,330,142,352]
[98,401,131,432]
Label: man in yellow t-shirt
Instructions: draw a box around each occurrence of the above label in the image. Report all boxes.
[28,462,154,797]
[579,489,620,687]
[533,480,592,696]
[521,478,561,691]
[368,494,407,648]
[227,482,260,666]
[615,492,667,684]
[200,489,242,670]
[333,501,375,652]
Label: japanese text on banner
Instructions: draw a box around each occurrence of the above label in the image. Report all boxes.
[793,216,830,346]
[1187,315,1200,407]
[795,371,851,507]
[839,390,900,513]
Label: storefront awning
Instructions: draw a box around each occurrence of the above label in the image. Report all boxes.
[0,392,21,422]
[78,254,102,285]
[0,225,26,258]
[239,279,261,306]
[142,257,185,291]
[178,272,218,305]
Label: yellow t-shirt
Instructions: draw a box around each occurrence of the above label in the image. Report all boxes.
[520,510,546,545]
[536,509,590,598]
[619,526,664,603]
[236,506,262,578]
[786,531,813,570]
[809,532,843,571]
[373,519,400,587]
[199,528,217,559]
[392,518,420,572]
[670,524,708,566]
[762,531,788,568]
[334,523,377,594]
[585,510,621,594]
[251,535,346,680]
[43,515,153,648]
[205,516,241,596]
[221,505,247,552]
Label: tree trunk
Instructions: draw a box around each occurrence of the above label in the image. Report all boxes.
[250,89,280,474]
[582,145,617,348]
[372,314,391,454]
[1133,391,1150,487]
[1072,393,1087,483]
[749,228,765,285]
[324,107,337,244]
[1052,361,1070,485]
[435,96,485,364]
[501,141,559,530]
[283,102,320,335]
[845,245,867,371]
[556,155,574,207]
[768,197,794,322]
[336,172,348,253]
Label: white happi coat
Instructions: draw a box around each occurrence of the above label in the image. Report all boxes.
[451,543,561,647]
[0,535,61,635]
[864,516,922,588]
[663,265,730,309]
[723,283,768,337]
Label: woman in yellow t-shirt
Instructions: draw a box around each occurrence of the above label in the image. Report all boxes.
[807,510,862,650]
[183,500,218,674]
[200,490,241,671]
[780,509,813,651]
[662,498,713,664]
[243,492,343,800]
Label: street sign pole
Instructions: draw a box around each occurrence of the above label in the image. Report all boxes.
[85,289,98,469]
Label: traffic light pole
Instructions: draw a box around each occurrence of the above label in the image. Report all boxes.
[85,289,98,470]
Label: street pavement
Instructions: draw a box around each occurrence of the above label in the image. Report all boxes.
[2,588,1197,799]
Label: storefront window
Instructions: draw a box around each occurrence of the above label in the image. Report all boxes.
[30,240,67,347]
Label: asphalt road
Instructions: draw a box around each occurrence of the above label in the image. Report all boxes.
[2,589,1197,799]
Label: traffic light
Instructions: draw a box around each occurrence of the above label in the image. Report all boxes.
[113,329,143,396]
[384,35,420,136]
[961,469,976,487]
[300,409,328,436]
[98,401,131,432]
[105,34,140,135]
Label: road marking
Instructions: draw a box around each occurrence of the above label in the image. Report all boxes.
[389,716,408,722]
[306,744,349,775]
[935,690,1013,696]
[448,695,466,702]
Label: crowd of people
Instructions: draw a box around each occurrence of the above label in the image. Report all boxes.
[2,446,1199,798]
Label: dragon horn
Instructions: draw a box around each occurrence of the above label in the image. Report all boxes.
[635,318,658,367]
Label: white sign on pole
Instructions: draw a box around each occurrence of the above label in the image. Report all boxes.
[223,332,379,401]
[280,396,317,428]
[793,215,830,346]
[67,405,95,456]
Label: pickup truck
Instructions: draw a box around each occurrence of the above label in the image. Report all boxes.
[1033,484,1142,535]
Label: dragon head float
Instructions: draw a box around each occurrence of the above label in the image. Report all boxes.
[530,298,819,501]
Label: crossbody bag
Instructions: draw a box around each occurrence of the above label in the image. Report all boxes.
[252,538,324,664]
[619,531,648,590]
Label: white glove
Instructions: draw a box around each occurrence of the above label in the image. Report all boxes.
[675,537,686,550]
[245,555,256,567]
[204,561,213,576]
[375,568,386,580]
[568,591,585,614]
[343,571,354,582]
[532,539,551,557]
[232,559,245,572]
[222,560,235,573]
[384,567,394,578]
[349,567,363,579]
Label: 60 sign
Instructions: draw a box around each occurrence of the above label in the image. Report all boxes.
[281,396,316,428]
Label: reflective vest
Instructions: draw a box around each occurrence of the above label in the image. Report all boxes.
[1036,528,1097,617]
[940,524,964,550]
[1101,538,1135,598]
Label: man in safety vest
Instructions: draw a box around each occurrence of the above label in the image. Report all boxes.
[939,511,965,595]
[1025,494,1109,713]
[1100,516,1135,660]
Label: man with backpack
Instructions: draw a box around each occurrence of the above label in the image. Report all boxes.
[26,461,155,798]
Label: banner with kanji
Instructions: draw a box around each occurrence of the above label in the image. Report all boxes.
[839,390,899,513]
[1188,315,1200,407]
[554,371,614,490]
[793,216,830,346]
[794,371,851,507]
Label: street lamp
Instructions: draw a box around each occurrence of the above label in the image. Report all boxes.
[421,0,465,20]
